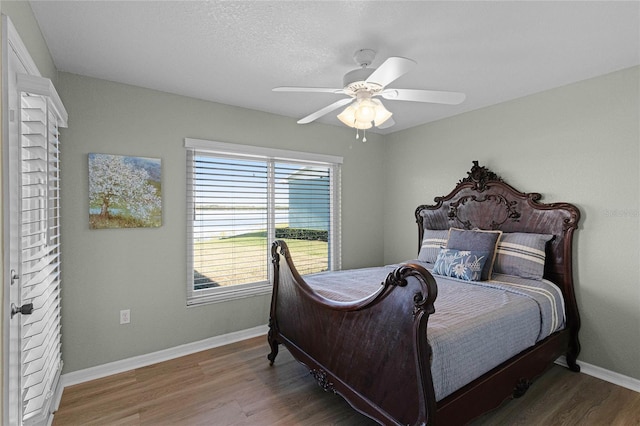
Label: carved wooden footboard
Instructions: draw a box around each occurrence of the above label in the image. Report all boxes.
[268,241,439,425]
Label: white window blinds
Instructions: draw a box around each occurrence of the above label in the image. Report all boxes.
[185,139,342,305]
[18,79,65,424]
[191,155,270,289]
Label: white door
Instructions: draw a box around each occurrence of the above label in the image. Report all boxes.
[3,15,67,426]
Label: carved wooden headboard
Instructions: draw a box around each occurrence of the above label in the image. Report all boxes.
[415,161,581,330]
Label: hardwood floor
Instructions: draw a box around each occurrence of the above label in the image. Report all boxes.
[53,336,640,425]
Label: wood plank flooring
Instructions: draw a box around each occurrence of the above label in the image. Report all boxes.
[53,336,640,425]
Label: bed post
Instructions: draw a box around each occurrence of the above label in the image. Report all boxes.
[267,241,283,365]
[560,205,582,372]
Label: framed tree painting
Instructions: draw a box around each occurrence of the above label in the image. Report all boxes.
[89,153,162,229]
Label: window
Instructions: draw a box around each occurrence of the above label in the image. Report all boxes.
[185,139,342,305]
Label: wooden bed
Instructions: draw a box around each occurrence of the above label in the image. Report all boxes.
[267,162,581,425]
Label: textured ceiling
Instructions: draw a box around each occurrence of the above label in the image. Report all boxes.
[30,1,640,134]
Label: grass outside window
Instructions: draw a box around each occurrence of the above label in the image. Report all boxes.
[194,230,328,289]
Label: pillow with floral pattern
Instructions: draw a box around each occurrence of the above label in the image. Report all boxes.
[433,249,489,281]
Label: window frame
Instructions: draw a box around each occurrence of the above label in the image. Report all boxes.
[185,138,342,306]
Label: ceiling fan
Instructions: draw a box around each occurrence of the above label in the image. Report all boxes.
[273,49,465,140]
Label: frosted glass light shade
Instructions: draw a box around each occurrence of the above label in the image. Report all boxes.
[354,99,376,123]
[372,99,392,126]
[337,98,392,129]
[337,104,357,127]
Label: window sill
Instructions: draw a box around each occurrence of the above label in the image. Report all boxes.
[187,282,272,306]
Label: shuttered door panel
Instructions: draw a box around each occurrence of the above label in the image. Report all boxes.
[19,91,62,423]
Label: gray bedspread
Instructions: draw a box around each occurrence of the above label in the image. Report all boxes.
[303,261,566,401]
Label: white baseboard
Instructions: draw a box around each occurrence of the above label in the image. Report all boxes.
[555,356,640,393]
[60,324,269,389]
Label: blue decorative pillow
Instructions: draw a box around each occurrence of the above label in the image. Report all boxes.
[433,249,489,281]
[494,232,554,279]
[446,228,502,280]
[417,229,449,263]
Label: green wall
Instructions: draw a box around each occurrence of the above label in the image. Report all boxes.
[383,66,640,380]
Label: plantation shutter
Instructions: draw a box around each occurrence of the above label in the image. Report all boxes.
[185,139,341,305]
[17,74,67,425]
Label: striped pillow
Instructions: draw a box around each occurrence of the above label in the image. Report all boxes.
[418,229,449,263]
[494,233,554,279]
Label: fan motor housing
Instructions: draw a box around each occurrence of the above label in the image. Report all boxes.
[343,68,383,96]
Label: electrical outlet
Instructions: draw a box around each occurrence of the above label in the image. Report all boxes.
[120,309,130,325]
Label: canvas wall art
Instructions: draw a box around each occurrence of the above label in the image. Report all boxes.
[89,153,162,229]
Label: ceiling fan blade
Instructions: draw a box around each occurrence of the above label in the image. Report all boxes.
[297,98,354,124]
[273,86,344,94]
[376,117,395,130]
[365,57,416,87]
[380,89,466,105]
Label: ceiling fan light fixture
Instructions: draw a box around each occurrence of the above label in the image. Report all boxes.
[337,97,391,130]
[337,104,374,130]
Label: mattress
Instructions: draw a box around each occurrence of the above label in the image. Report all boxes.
[303,261,566,400]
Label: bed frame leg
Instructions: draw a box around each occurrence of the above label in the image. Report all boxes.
[512,378,532,398]
[267,347,279,365]
[566,334,581,372]
[566,352,580,372]
[267,322,279,365]
[267,342,279,365]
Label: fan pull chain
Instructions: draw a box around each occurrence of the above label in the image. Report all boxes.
[353,124,367,142]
